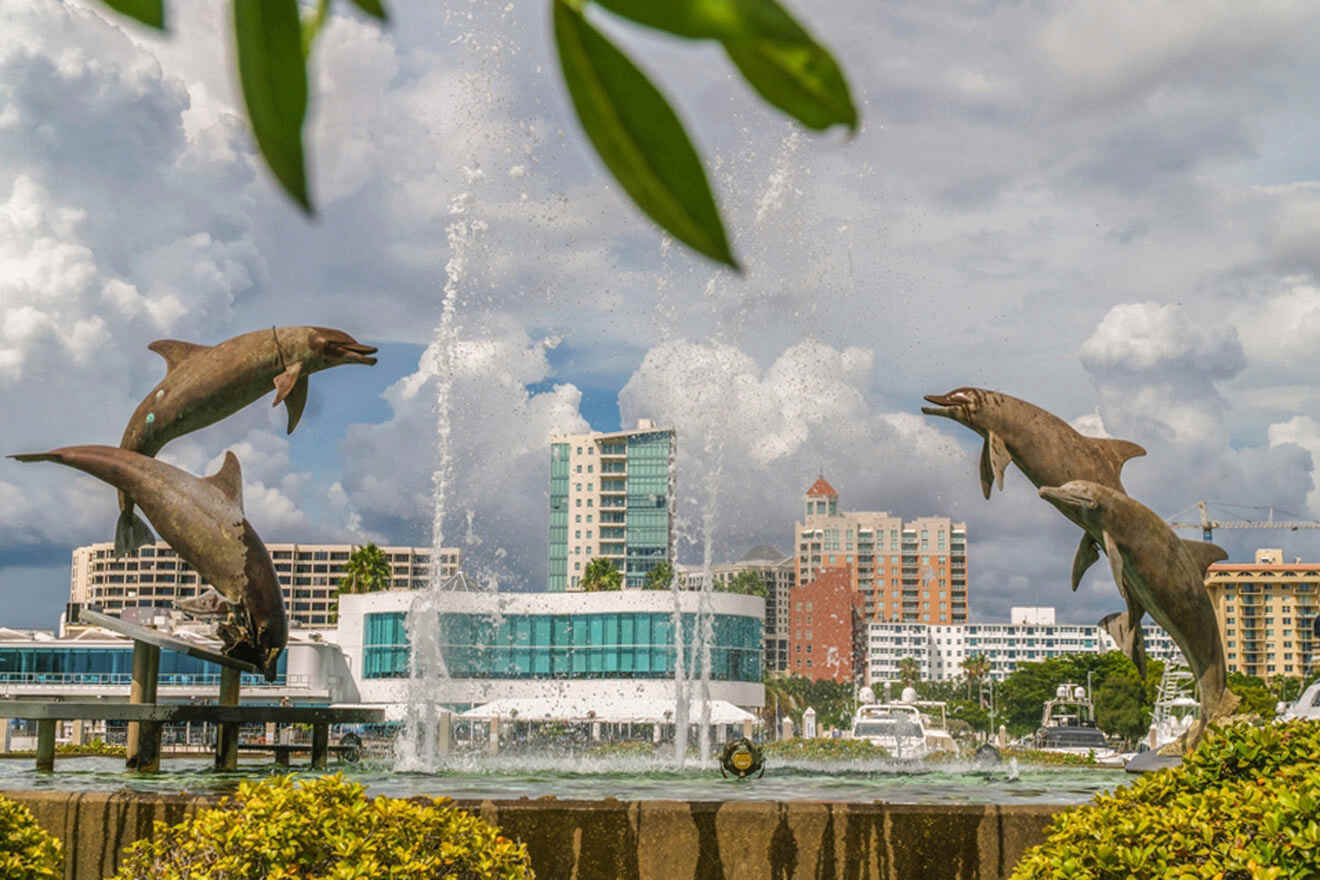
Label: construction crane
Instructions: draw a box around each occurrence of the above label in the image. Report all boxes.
[1168,501,1320,542]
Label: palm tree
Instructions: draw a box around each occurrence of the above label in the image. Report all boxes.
[897,656,922,688]
[338,543,393,595]
[643,561,674,591]
[581,557,622,592]
[761,675,803,737]
[961,653,991,699]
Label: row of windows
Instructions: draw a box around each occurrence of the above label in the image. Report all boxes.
[363,611,761,682]
[0,647,285,685]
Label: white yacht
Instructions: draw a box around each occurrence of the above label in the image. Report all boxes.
[1034,683,1121,761]
[1279,681,1320,721]
[849,686,957,758]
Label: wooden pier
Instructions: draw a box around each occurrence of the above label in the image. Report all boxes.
[0,610,383,772]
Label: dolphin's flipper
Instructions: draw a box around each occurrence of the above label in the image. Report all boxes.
[1071,533,1100,591]
[148,339,210,373]
[284,374,309,434]
[978,433,1011,498]
[987,432,1011,490]
[1100,610,1147,679]
[114,509,156,557]
[1180,539,1228,577]
[177,586,237,617]
[273,361,304,406]
[1102,530,1124,593]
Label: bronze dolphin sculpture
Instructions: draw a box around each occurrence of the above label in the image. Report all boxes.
[115,326,378,555]
[10,445,286,680]
[1039,481,1239,749]
[921,387,1153,673]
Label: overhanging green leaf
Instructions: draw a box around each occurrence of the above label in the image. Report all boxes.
[233,0,313,214]
[724,37,856,132]
[348,0,389,22]
[554,0,737,269]
[100,0,164,30]
[592,0,801,42]
[594,0,855,132]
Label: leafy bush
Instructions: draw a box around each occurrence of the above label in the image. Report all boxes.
[1001,748,1103,768]
[587,740,657,758]
[114,774,532,880]
[763,738,888,761]
[1011,720,1320,879]
[0,793,62,879]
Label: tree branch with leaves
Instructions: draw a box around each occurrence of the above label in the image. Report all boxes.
[96,0,856,270]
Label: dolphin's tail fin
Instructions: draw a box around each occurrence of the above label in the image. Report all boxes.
[114,509,155,557]
[1205,683,1241,723]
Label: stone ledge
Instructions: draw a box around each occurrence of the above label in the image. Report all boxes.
[2,789,1067,880]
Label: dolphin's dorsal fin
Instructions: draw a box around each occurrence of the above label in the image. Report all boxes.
[148,339,210,373]
[203,451,244,512]
[1090,437,1146,464]
[1071,532,1100,591]
[1181,539,1228,577]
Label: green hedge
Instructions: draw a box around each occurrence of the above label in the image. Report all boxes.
[1001,748,1103,767]
[0,793,62,879]
[114,774,532,879]
[1011,721,1320,879]
[762,738,889,760]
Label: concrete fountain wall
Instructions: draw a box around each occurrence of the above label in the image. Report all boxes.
[3,789,1065,880]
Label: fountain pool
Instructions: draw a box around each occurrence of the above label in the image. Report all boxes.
[0,754,1121,805]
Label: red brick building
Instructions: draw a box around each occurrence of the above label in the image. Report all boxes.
[788,565,866,683]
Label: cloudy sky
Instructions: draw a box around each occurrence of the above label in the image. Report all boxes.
[6,0,1320,628]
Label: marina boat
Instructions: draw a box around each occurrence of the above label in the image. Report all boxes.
[850,686,957,758]
[1034,683,1122,762]
[1279,681,1320,721]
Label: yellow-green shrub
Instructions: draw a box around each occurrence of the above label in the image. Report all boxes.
[762,738,889,760]
[0,793,62,880]
[1011,720,1320,879]
[114,774,532,880]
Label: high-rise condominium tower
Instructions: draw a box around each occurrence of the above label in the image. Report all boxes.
[548,420,676,591]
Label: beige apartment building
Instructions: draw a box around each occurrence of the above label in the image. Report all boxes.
[1205,548,1319,679]
[69,543,460,630]
[794,477,968,625]
[548,419,676,590]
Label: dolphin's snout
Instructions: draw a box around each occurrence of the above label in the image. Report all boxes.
[326,339,378,365]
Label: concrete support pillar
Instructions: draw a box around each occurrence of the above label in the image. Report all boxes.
[310,724,329,769]
[36,719,56,772]
[590,721,601,742]
[487,717,500,756]
[265,722,277,744]
[72,719,87,747]
[126,641,161,772]
[742,720,753,740]
[435,709,452,756]
[0,718,11,754]
[215,666,241,771]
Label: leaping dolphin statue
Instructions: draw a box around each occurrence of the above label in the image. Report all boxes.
[1039,481,1239,749]
[921,387,1152,673]
[9,445,287,680]
[115,326,378,555]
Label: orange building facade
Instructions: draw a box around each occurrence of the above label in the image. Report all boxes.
[793,478,967,625]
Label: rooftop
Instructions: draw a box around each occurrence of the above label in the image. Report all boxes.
[805,476,838,498]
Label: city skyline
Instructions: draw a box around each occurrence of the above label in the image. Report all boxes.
[8,2,1320,634]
